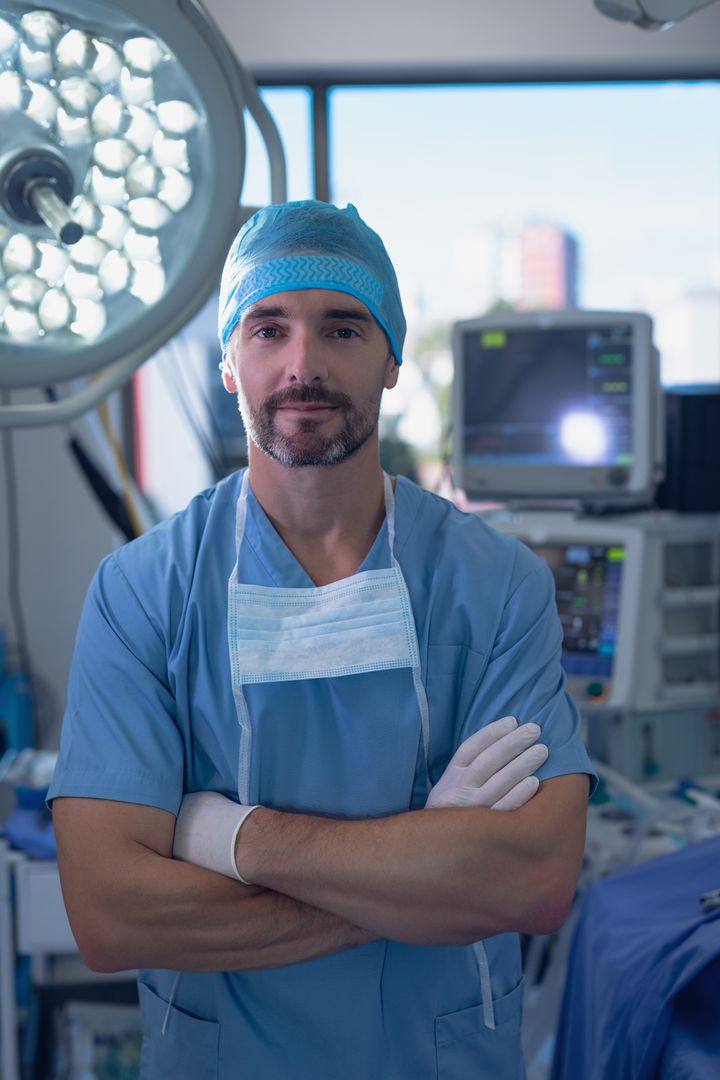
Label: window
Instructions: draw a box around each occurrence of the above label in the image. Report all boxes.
[136,79,720,514]
[329,82,720,477]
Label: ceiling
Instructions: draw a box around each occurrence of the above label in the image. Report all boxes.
[204,0,720,81]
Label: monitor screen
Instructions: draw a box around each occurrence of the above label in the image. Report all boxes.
[531,541,626,678]
[453,310,658,506]
[462,324,634,467]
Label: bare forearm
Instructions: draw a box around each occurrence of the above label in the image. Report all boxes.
[236,778,587,944]
[60,848,372,974]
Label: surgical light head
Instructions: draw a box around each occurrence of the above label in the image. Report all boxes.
[218,200,407,365]
[0,0,288,429]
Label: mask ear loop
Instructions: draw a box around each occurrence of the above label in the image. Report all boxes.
[382,473,431,794]
[230,470,255,806]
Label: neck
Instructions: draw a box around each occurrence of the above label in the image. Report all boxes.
[246,440,389,583]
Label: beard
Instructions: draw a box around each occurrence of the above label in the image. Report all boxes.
[239,383,382,468]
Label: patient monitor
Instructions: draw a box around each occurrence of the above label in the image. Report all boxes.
[453,310,663,511]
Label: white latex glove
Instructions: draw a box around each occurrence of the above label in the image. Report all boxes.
[425,715,548,811]
[172,791,260,883]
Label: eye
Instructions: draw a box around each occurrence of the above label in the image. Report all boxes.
[256,326,279,339]
[332,327,359,339]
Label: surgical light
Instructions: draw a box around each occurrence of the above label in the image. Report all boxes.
[0,0,287,427]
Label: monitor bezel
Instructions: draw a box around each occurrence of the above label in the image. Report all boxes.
[453,310,658,507]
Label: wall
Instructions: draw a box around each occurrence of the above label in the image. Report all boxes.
[1,0,718,748]
[0,396,120,747]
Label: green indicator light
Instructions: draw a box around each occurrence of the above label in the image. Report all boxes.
[482,331,506,349]
[599,353,626,365]
[572,597,587,606]
[576,569,589,585]
[602,381,628,393]
[607,547,626,562]
[617,453,634,465]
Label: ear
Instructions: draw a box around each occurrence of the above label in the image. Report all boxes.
[221,355,238,394]
[383,355,400,390]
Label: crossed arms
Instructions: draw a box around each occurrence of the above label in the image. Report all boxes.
[52,771,587,975]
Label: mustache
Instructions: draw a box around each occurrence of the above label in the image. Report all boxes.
[264,386,353,411]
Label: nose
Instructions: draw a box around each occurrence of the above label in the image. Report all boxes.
[286,329,329,385]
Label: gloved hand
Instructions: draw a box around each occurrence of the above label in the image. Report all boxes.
[173,791,260,883]
[426,715,548,811]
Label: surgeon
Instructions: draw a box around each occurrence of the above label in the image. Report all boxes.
[50,200,596,1079]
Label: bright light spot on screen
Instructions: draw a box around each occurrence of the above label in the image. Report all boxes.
[559,411,608,463]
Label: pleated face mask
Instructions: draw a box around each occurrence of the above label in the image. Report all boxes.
[227,471,430,805]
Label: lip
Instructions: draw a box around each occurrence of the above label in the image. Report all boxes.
[277,404,337,412]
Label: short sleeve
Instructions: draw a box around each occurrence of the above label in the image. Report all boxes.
[459,559,597,795]
[47,553,184,815]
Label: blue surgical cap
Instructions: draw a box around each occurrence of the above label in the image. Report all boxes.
[218,200,406,364]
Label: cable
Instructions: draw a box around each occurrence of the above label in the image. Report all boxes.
[96,398,146,538]
[158,343,224,479]
[168,335,227,461]
[44,386,138,542]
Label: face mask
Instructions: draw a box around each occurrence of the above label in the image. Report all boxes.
[227,471,429,804]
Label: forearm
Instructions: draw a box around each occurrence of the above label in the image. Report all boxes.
[236,779,587,945]
[60,847,373,974]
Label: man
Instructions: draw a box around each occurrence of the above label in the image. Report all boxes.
[50,200,595,1079]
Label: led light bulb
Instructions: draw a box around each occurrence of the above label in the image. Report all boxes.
[92,39,122,84]
[123,228,159,262]
[64,265,102,301]
[98,249,130,294]
[21,11,62,49]
[0,70,23,111]
[152,131,188,170]
[4,305,40,340]
[3,234,38,275]
[92,94,125,136]
[157,100,199,135]
[159,168,193,212]
[56,107,91,145]
[71,298,106,339]
[125,106,158,152]
[94,137,136,176]
[129,197,171,230]
[90,166,127,206]
[71,235,109,270]
[38,288,72,330]
[120,66,153,106]
[126,157,160,197]
[25,80,58,126]
[37,241,70,284]
[55,29,95,71]
[0,17,19,56]
[19,41,53,79]
[7,273,46,307]
[59,75,101,116]
[130,259,165,305]
[123,36,164,74]
[97,206,129,248]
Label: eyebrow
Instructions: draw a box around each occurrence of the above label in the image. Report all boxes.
[242,304,373,323]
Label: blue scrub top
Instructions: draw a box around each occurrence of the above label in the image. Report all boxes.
[49,471,596,1080]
